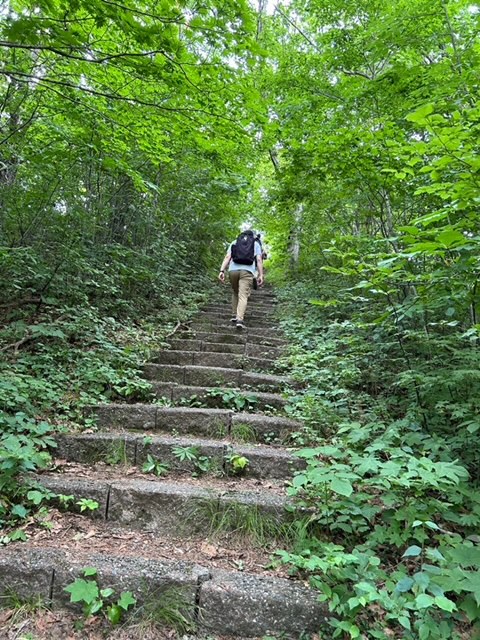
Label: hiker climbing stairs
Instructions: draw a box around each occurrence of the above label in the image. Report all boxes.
[0,288,328,637]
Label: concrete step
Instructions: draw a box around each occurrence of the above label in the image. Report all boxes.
[199,311,277,322]
[168,338,244,354]
[151,382,287,412]
[35,473,292,536]
[143,364,294,391]
[55,432,304,479]
[188,328,287,344]
[218,291,278,301]
[190,317,278,331]
[213,291,277,300]
[179,330,287,347]
[0,547,327,638]
[202,306,277,317]
[150,350,276,371]
[88,405,301,443]
[167,339,284,358]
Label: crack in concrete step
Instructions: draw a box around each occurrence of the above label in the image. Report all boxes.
[87,404,302,443]
[142,364,295,391]
[188,323,282,337]
[36,474,293,536]
[0,548,328,637]
[150,382,288,411]
[55,432,305,479]
[179,330,287,346]
[165,339,284,359]
[150,350,277,371]
[195,314,279,328]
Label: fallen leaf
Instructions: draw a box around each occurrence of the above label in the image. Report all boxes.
[200,542,218,558]
[0,609,13,625]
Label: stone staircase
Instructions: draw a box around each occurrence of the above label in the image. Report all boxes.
[0,288,328,637]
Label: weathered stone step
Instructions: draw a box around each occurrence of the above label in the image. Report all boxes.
[214,290,277,299]
[150,350,276,371]
[0,547,327,637]
[55,432,303,479]
[151,382,287,411]
[143,363,294,391]
[203,299,277,308]
[36,473,292,535]
[88,405,301,443]
[202,305,277,317]
[199,311,277,322]
[216,291,277,301]
[208,304,278,316]
[180,330,287,347]
[190,318,278,332]
[169,338,283,357]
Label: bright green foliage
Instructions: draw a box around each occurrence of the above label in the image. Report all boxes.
[76,498,99,513]
[64,567,137,623]
[225,447,250,475]
[271,283,480,638]
[0,0,266,537]
[142,454,170,477]
[248,4,480,632]
[172,445,213,475]
[207,388,259,411]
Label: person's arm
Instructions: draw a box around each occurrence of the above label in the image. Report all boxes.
[218,251,231,282]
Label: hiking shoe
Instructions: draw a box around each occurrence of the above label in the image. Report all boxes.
[236,320,246,330]
[230,317,238,324]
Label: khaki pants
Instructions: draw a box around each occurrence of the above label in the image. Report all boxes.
[229,270,253,321]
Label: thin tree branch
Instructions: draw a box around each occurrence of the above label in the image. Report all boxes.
[1,70,244,125]
[276,7,321,53]
[0,106,39,146]
[98,0,183,24]
[0,41,175,66]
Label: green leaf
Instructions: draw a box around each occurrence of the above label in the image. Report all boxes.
[426,548,445,562]
[83,567,98,577]
[415,594,435,609]
[64,578,99,604]
[107,604,122,624]
[27,490,45,505]
[403,545,422,558]
[11,504,29,519]
[460,595,480,622]
[406,103,434,123]
[461,571,480,605]
[434,596,456,612]
[436,229,466,247]
[395,577,414,593]
[117,591,137,611]
[446,544,480,568]
[413,572,430,590]
[398,616,411,630]
[330,477,353,497]
[292,473,307,488]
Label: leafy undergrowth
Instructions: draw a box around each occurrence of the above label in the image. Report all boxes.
[0,281,212,544]
[274,281,480,640]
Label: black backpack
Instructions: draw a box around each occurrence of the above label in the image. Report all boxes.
[231,230,255,265]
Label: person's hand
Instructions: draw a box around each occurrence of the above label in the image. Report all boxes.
[218,270,225,283]
[257,275,264,287]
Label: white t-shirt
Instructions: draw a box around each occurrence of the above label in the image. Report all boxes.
[228,240,262,275]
